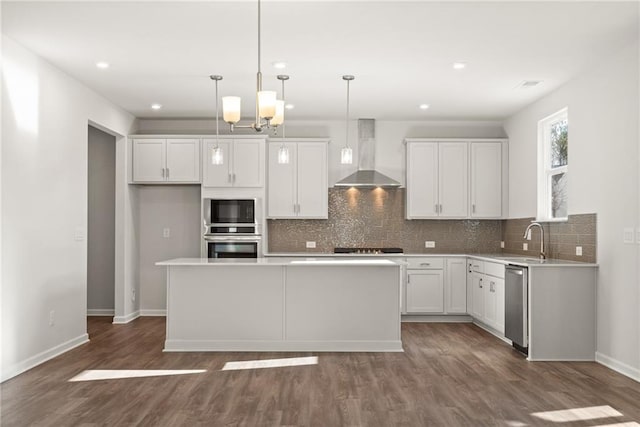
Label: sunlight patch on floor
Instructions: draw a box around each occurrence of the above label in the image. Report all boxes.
[531,405,623,423]
[68,369,206,382]
[592,423,640,427]
[221,356,318,371]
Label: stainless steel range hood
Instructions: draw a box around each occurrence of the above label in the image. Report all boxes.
[334,119,401,188]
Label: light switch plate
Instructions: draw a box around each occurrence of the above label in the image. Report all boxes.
[425,241,436,248]
[306,241,316,249]
[163,228,171,238]
[500,241,505,248]
[576,246,582,256]
[623,228,634,244]
[523,243,528,251]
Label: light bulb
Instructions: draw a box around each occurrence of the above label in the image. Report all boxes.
[341,147,353,164]
[278,146,290,164]
[271,100,285,126]
[211,146,224,165]
[258,91,277,119]
[222,96,241,124]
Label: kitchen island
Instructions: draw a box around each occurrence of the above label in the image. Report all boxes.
[155,258,402,352]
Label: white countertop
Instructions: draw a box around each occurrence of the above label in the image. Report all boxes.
[263,252,598,268]
[156,257,402,267]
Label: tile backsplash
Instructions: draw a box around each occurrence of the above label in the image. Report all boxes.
[502,214,596,262]
[267,188,597,262]
[268,188,502,254]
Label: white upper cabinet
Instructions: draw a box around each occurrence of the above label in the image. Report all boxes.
[470,142,502,218]
[438,143,468,217]
[406,141,466,219]
[202,138,265,188]
[165,139,201,182]
[267,140,328,219]
[406,139,506,219]
[406,142,438,218]
[132,138,200,183]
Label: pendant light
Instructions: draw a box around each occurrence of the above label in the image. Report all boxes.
[341,75,354,164]
[210,75,224,165]
[276,75,289,164]
[221,0,284,133]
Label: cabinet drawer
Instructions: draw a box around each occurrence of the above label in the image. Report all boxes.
[470,260,484,273]
[484,261,505,279]
[406,257,444,269]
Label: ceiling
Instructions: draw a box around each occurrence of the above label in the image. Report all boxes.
[2,1,638,121]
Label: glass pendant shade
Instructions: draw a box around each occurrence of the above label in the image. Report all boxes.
[222,96,241,124]
[271,100,285,126]
[211,146,224,165]
[341,147,353,164]
[277,145,290,164]
[258,91,277,119]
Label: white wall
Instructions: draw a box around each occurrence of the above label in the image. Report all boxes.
[1,35,137,381]
[504,41,640,379]
[137,185,201,313]
[87,126,116,313]
[136,119,506,186]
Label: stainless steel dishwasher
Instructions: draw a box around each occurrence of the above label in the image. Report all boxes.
[505,265,528,353]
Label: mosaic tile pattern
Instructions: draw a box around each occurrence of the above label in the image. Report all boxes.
[502,214,597,262]
[267,188,503,254]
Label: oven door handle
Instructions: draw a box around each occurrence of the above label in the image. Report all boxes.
[204,236,262,242]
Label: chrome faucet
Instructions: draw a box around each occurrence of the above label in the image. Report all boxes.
[523,222,546,260]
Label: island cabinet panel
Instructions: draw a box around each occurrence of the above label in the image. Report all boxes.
[285,266,400,342]
[166,266,284,342]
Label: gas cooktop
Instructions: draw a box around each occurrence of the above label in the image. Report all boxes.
[333,247,404,255]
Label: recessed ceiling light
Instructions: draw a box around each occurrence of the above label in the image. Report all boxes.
[151,104,162,110]
[452,62,467,70]
[96,61,110,69]
[272,61,287,69]
[285,104,295,110]
[419,104,430,110]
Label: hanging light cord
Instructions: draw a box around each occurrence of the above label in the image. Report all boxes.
[281,78,286,140]
[215,78,220,148]
[345,78,350,149]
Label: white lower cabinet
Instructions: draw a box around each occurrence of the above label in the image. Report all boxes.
[468,259,505,334]
[406,270,444,313]
[404,257,467,315]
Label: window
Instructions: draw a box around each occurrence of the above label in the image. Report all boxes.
[537,108,568,220]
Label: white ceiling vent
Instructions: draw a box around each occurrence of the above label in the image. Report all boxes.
[519,80,543,89]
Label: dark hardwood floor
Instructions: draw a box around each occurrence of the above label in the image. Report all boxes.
[2,317,639,426]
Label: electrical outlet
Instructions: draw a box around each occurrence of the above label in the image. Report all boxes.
[500,241,505,249]
[131,289,136,302]
[526,230,532,241]
[576,246,583,256]
[623,228,634,244]
[523,243,528,251]
[49,310,55,326]
[163,228,171,238]
[425,241,436,248]
[306,241,316,249]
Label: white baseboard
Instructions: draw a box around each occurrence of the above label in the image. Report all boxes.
[112,310,140,324]
[140,309,166,317]
[87,309,114,316]
[596,352,640,383]
[472,320,512,345]
[402,315,473,323]
[1,334,89,383]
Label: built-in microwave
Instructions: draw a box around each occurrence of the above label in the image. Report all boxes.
[204,198,258,234]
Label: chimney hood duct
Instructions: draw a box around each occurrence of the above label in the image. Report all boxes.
[334,119,401,188]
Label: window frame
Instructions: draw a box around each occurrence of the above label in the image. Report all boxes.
[537,107,568,222]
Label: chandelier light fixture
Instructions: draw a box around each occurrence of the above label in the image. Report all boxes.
[221,0,283,133]
[210,75,224,165]
[341,75,355,164]
[276,75,290,164]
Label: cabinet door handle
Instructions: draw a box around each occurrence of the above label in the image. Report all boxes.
[297,203,301,214]
[233,173,236,183]
[161,168,165,178]
[166,168,170,179]
[420,263,431,266]
[439,204,443,213]
[228,173,232,183]
[472,204,476,214]
[435,204,438,214]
